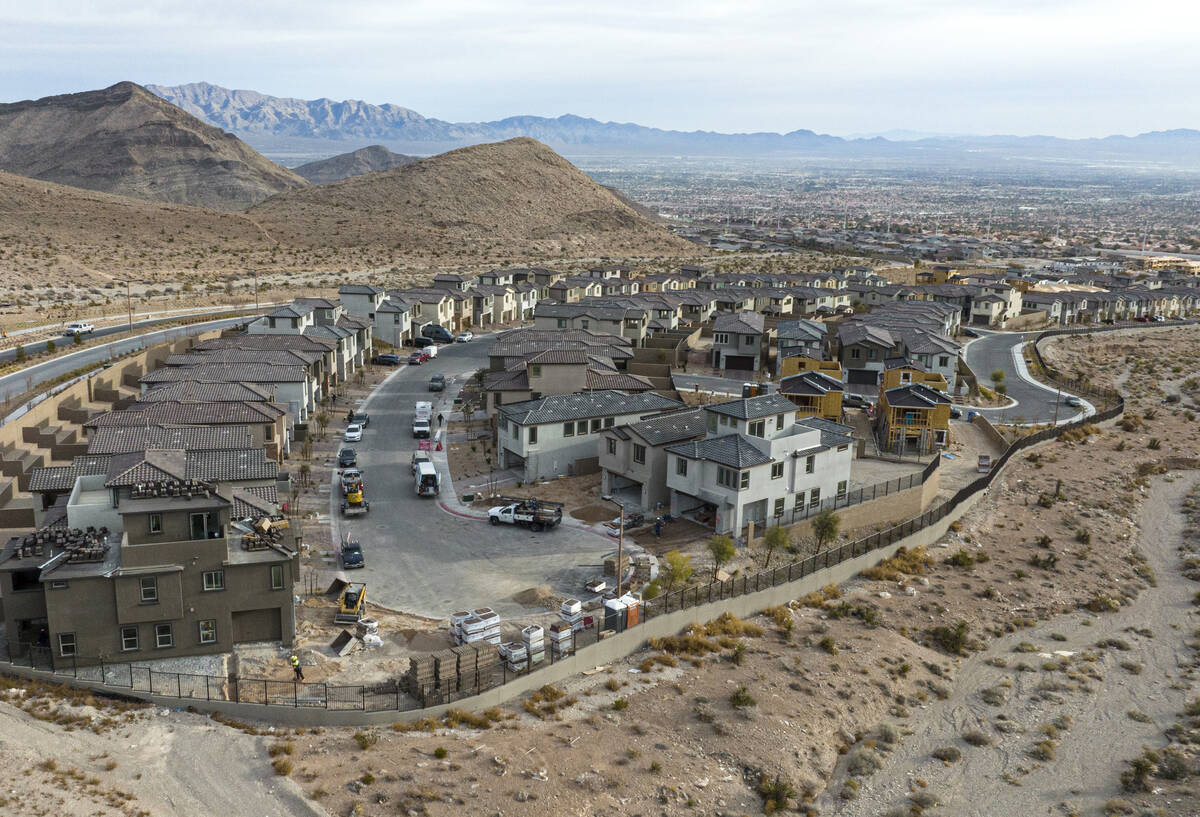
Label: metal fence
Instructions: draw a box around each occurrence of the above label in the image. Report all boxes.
[788,454,940,525]
[0,328,1131,715]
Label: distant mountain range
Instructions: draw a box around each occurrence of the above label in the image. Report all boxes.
[147,82,1200,168]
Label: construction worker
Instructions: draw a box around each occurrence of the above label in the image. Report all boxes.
[290,654,304,681]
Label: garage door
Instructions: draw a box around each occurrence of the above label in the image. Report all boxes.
[232,608,283,643]
[847,368,879,386]
[724,355,756,371]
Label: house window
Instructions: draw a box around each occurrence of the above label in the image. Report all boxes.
[265,423,275,442]
[155,623,174,649]
[140,576,158,603]
[557,319,567,328]
[148,514,162,535]
[512,424,519,439]
[57,633,76,657]
[850,348,861,360]
[714,333,729,344]
[607,438,617,455]
[900,371,912,384]
[121,626,139,652]
[564,422,575,437]
[577,420,588,435]
[935,429,948,445]
[739,471,750,490]
[499,417,508,432]
[749,419,765,437]
[529,427,538,444]
[189,512,213,540]
[744,335,754,346]
[867,349,877,360]
[805,455,815,474]
[716,467,735,489]
[633,444,646,464]
[198,619,217,645]
[719,415,729,426]
[676,458,688,476]
[604,417,615,428]
[271,564,285,591]
[939,356,949,367]
[590,419,601,433]
[49,579,68,589]
[530,364,542,377]
[773,498,785,517]
[776,414,784,430]
[810,487,821,508]
[771,462,784,480]
[268,317,276,328]
[202,570,225,592]
[581,320,590,329]
[837,480,848,499]
[838,444,849,452]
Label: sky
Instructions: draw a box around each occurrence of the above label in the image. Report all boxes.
[2,0,1197,138]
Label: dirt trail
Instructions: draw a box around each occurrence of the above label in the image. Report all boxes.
[0,702,328,817]
[821,473,1199,816]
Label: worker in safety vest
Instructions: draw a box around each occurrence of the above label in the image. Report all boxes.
[290,654,304,681]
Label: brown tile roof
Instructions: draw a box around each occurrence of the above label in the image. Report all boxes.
[585,370,655,390]
[137,381,275,403]
[87,425,256,455]
[85,401,286,429]
[140,363,309,386]
[194,335,336,353]
[104,448,277,487]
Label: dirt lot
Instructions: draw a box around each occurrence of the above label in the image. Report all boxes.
[6,325,1200,816]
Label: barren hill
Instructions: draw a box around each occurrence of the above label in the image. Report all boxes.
[293,145,417,184]
[0,82,306,210]
[251,138,692,258]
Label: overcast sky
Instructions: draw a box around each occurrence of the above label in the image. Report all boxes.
[2,0,1195,138]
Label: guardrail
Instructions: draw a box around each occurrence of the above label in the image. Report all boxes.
[0,325,1134,717]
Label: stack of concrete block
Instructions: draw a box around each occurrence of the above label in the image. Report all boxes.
[432,649,460,697]
[548,622,574,657]
[449,611,471,644]
[450,645,476,692]
[500,642,528,673]
[405,655,436,698]
[558,598,584,631]
[473,642,500,688]
[632,553,658,583]
[522,625,545,665]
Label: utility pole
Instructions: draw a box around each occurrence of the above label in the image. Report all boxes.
[125,281,132,332]
[253,270,260,312]
[616,503,625,597]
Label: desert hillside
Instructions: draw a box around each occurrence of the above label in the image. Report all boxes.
[251,137,692,258]
[293,144,417,183]
[0,82,306,210]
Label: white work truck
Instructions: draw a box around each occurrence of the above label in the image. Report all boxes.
[412,401,433,438]
[487,499,564,532]
[414,461,440,496]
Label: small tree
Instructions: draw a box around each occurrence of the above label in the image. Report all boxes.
[760,526,789,568]
[462,402,476,434]
[660,549,693,594]
[811,508,840,552]
[707,535,736,580]
[990,369,1005,389]
[45,339,56,354]
[298,462,311,486]
[314,411,331,441]
[301,437,313,462]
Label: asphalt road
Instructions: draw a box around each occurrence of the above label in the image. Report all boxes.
[328,339,614,620]
[963,330,1085,424]
[0,313,263,415]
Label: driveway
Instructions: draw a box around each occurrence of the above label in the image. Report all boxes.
[328,339,613,620]
[963,330,1086,424]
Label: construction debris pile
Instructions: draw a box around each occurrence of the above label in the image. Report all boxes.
[240,516,290,551]
[14,526,110,563]
[129,478,212,499]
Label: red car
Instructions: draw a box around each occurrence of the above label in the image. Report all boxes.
[407,351,429,365]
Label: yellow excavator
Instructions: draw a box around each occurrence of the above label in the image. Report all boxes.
[335,582,367,624]
[341,478,369,517]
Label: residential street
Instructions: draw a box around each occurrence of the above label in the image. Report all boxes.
[963,330,1086,424]
[327,338,613,619]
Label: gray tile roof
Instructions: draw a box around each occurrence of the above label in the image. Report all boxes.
[339,284,384,296]
[617,407,708,446]
[706,393,798,420]
[776,318,827,343]
[883,382,952,408]
[713,311,765,336]
[195,335,335,353]
[265,303,315,318]
[85,401,285,428]
[499,390,681,425]
[104,448,277,487]
[585,370,655,391]
[779,370,843,396]
[527,348,591,365]
[665,434,772,468]
[87,425,256,455]
[137,381,275,403]
[28,456,111,493]
[165,349,321,368]
[140,364,309,386]
[795,416,857,448]
[499,328,631,347]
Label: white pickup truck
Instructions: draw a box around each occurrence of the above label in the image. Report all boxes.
[487,499,564,532]
[63,322,95,336]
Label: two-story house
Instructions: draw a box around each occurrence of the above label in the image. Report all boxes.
[598,408,708,511]
[711,311,766,372]
[497,391,683,481]
[778,370,844,422]
[876,382,952,453]
[664,394,854,535]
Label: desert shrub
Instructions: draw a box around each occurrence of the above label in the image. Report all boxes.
[272,758,292,776]
[928,620,970,655]
[963,729,992,746]
[945,548,988,567]
[759,773,796,814]
[846,747,882,776]
[612,699,629,711]
[352,732,378,750]
[730,686,756,708]
[818,636,838,655]
[860,546,932,581]
[1030,739,1056,761]
[932,746,961,762]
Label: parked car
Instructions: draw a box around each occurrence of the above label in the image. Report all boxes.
[372,353,401,366]
[340,537,365,569]
[63,322,95,336]
[422,325,455,343]
[337,447,357,468]
[960,328,979,338]
[1064,395,1083,408]
[428,374,446,392]
[345,410,369,427]
[455,331,473,343]
[344,423,363,442]
[1153,315,1166,322]
[407,351,427,365]
[842,393,870,409]
[949,407,962,419]
[411,450,432,474]
[412,337,435,349]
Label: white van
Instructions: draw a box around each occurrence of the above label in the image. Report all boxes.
[425,344,438,359]
[415,461,440,496]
